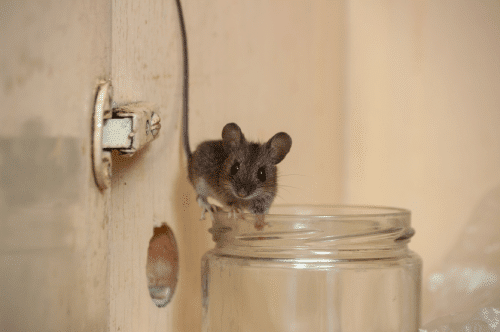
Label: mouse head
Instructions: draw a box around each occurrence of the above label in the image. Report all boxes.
[222,123,292,163]
[221,123,292,211]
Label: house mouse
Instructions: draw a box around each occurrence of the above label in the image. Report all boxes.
[175,0,292,223]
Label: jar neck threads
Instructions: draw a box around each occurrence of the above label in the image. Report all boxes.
[209,205,415,260]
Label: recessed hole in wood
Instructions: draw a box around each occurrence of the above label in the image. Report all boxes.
[146,223,179,308]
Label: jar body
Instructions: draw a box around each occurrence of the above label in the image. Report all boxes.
[201,205,422,332]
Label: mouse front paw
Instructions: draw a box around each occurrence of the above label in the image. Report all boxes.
[254,214,268,231]
[227,206,244,220]
[197,196,220,221]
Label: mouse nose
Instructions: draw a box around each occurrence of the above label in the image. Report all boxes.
[236,183,255,198]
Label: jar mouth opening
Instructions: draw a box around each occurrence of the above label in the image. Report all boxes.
[209,204,414,258]
[215,204,411,220]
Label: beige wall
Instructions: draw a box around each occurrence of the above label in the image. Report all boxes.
[345,0,500,278]
[1,0,499,330]
[186,0,345,206]
[189,0,500,279]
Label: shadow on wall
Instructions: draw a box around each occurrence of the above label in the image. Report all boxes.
[0,118,79,208]
[0,118,81,332]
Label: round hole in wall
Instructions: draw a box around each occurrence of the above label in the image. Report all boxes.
[146,223,179,307]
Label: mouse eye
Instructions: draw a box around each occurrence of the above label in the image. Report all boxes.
[257,167,266,182]
[230,162,240,176]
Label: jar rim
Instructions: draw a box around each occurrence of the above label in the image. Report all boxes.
[217,204,411,219]
[209,204,414,260]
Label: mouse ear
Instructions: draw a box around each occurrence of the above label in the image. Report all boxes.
[266,132,292,165]
[222,123,245,150]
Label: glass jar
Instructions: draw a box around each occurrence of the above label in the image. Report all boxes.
[201,205,422,332]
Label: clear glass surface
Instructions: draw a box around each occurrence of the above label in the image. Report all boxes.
[202,205,422,332]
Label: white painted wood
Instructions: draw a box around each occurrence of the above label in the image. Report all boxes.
[109,0,195,330]
[0,0,111,330]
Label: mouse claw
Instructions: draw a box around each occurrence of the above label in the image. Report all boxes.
[201,211,211,221]
[254,214,268,231]
[209,205,221,221]
[201,205,221,221]
[228,207,244,220]
[197,196,220,221]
